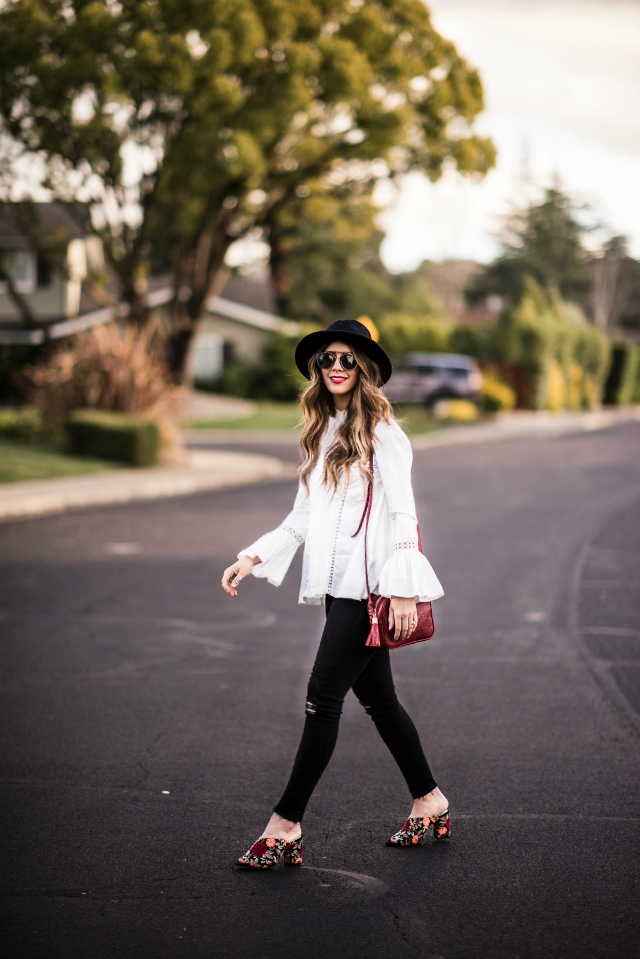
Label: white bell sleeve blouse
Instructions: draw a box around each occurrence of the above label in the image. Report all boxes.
[238,410,444,606]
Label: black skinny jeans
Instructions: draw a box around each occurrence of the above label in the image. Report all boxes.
[273,596,437,824]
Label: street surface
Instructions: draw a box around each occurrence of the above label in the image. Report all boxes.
[1,424,639,959]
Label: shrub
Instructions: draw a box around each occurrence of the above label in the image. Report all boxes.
[433,399,479,422]
[248,331,308,401]
[23,323,171,426]
[450,324,497,363]
[200,331,307,401]
[492,278,611,410]
[480,372,516,413]
[65,410,160,467]
[377,313,451,355]
[0,407,43,440]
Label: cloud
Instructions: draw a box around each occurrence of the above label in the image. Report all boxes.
[380,0,640,267]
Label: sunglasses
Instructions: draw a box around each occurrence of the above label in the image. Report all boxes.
[316,350,358,372]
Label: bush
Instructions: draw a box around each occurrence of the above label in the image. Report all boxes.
[450,324,497,363]
[603,342,640,405]
[0,407,43,440]
[248,331,308,401]
[480,372,516,413]
[433,399,479,422]
[492,278,611,410]
[65,410,160,467]
[23,323,170,426]
[201,331,307,401]
[377,312,451,355]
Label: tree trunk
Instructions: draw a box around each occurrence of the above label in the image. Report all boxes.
[166,310,195,385]
[166,236,232,385]
[266,211,292,317]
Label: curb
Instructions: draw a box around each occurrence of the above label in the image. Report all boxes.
[2,408,638,523]
[409,408,640,450]
[0,450,296,522]
[184,408,640,452]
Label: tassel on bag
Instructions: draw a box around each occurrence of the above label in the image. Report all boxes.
[353,457,434,649]
[367,596,381,647]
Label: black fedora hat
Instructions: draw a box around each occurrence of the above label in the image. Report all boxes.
[295,319,392,385]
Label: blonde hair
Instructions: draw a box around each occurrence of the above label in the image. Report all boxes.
[299,342,395,493]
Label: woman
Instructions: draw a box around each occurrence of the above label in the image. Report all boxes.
[221,319,449,869]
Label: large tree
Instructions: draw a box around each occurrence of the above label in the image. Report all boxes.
[0,0,495,380]
[466,185,592,309]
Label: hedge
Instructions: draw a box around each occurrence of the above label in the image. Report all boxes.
[491,279,611,410]
[65,410,160,466]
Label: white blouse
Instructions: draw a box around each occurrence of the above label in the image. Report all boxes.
[238,410,444,606]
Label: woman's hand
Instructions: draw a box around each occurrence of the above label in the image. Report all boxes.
[221,555,260,597]
[389,596,418,642]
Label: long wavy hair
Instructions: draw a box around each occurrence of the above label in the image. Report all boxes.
[299,341,395,493]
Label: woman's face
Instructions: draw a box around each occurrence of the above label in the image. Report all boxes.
[319,340,360,401]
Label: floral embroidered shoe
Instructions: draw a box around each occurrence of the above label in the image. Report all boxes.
[387,809,450,846]
[237,835,304,869]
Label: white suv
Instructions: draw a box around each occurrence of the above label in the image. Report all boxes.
[385,352,482,405]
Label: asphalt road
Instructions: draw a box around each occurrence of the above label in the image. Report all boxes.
[1,424,639,959]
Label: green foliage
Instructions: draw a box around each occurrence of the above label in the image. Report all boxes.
[199,331,305,401]
[270,185,448,324]
[449,324,497,363]
[377,313,451,355]
[65,410,160,467]
[493,278,611,410]
[0,0,495,376]
[0,407,43,441]
[480,372,516,413]
[467,186,591,308]
[603,343,640,405]
[246,332,308,401]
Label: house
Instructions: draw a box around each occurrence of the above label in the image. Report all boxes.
[146,272,299,382]
[0,202,112,344]
[0,203,297,377]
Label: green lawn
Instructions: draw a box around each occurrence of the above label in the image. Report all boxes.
[0,438,123,484]
[393,404,441,436]
[190,401,303,431]
[189,400,441,436]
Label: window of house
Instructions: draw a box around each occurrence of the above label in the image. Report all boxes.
[0,250,37,295]
[10,250,36,294]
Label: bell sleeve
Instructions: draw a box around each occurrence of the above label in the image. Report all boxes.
[237,480,309,587]
[374,420,444,602]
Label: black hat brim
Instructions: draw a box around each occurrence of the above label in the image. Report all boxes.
[295,330,392,385]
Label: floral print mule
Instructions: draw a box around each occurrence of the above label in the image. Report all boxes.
[388,809,451,846]
[237,835,304,869]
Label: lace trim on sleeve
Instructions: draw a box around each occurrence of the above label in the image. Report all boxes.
[394,541,420,551]
[281,523,305,545]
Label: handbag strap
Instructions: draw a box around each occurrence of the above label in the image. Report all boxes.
[352,456,422,599]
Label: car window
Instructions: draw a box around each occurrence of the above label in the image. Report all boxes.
[448,368,470,379]
[415,365,436,375]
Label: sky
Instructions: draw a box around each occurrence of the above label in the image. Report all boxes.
[378,0,640,270]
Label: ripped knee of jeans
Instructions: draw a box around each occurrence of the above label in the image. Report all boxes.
[305,699,317,716]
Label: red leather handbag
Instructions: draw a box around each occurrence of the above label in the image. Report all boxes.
[354,458,434,649]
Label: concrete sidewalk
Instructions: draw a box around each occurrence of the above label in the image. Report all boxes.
[0,449,295,522]
[2,407,638,522]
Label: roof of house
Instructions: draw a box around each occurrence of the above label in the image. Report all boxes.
[146,273,297,335]
[0,202,91,249]
[219,273,277,314]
